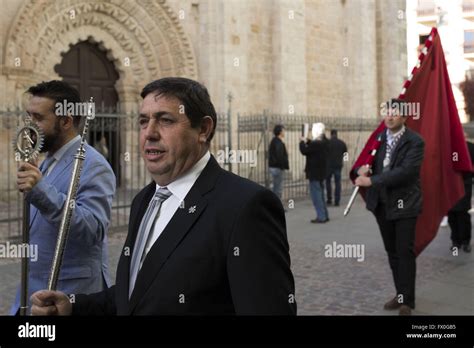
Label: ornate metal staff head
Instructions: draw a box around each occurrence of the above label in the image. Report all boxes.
[13,115,44,163]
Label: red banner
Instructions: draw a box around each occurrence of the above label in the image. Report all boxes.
[350,28,472,255]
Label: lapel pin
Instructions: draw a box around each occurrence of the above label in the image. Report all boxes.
[188,205,196,214]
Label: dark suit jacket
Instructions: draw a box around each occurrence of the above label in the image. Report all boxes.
[269,137,289,169]
[327,137,348,169]
[72,156,296,315]
[359,128,425,221]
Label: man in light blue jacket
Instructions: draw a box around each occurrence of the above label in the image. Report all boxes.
[11,80,116,315]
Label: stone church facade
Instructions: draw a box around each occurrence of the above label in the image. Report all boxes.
[0,0,407,196]
[1,0,407,115]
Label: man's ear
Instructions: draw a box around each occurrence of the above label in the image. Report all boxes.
[60,113,75,130]
[199,116,214,143]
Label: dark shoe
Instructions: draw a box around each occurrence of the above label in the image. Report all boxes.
[326,200,332,205]
[462,244,472,253]
[334,203,340,207]
[383,297,402,310]
[399,305,412,316]
[311,219,328,224]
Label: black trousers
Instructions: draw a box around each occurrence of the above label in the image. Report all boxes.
[448,211,472,246]
[375,205,417,308]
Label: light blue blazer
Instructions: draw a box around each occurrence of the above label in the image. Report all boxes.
[11,139,116,314]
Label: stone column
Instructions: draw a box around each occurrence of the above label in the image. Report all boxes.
[375,0,408,112]
[272,0,307,115]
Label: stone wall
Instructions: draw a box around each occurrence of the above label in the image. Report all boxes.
[0,0,408,195]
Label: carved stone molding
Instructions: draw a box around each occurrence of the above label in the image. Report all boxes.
[4,0,197,101]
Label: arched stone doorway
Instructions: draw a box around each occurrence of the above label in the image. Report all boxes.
[55,41,121,185]
[55,41,119,107]
[4,0,198,109]
[3,0,198,188]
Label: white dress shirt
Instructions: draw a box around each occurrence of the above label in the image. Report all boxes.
[383,125,406,169]
[386,125,406,148]
[141,151,211,263]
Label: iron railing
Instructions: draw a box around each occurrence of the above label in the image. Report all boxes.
[0,107,379,240]
[235,113,380,204]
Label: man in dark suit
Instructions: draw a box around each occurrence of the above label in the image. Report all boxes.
[354,98,424,316]
[326,129,347,206]
[30,77,296,315]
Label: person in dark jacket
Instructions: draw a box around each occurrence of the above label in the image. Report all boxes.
[30,77,296,316]
[300,122,329,223]
[326,129,348,206]
[354,98,424,316]
[448,139,474,253]
[269,124,289,200]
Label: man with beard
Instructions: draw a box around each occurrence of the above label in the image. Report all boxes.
[11,80,116,315]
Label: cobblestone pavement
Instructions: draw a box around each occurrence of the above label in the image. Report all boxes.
[289,198,474,315]
[1,196,472,315]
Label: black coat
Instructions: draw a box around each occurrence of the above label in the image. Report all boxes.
[72,156,296,315]
[450,141,474,212]
[269,137,289,169]
[300,138,328,181]
[357,128,425,221]
[327,137,348,169]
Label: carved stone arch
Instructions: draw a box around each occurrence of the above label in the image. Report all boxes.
[137,0,198,77]
[4,0,198,107]
[54,31,135,103]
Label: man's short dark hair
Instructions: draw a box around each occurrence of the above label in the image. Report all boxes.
[330,129,338,137]
[140,77,217,142]
[273,124,284,136]
[26,80,82,128]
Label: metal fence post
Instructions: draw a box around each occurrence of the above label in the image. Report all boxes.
[227,92,233,173]
[237,112,241,177]
[263,110,270,189]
